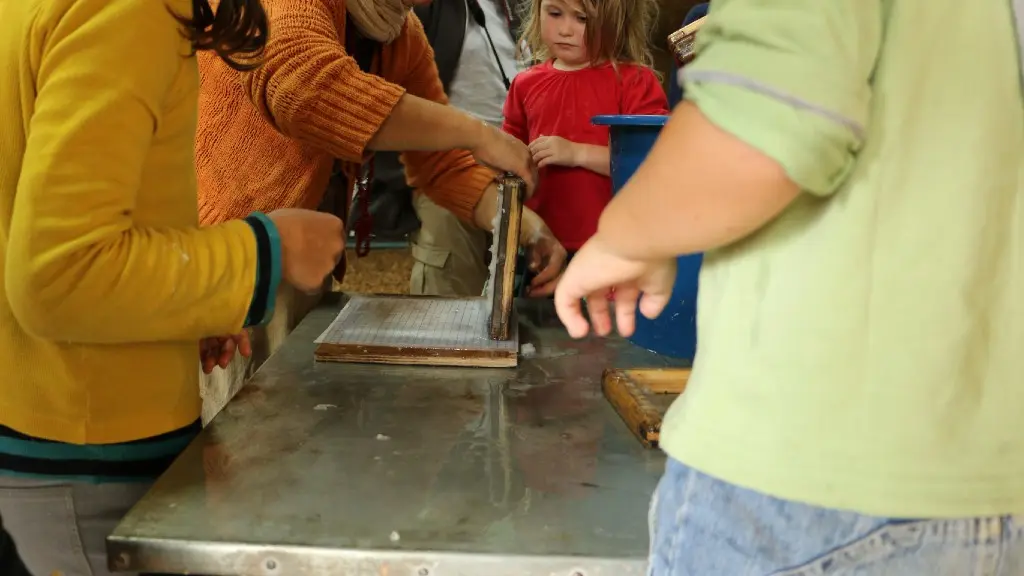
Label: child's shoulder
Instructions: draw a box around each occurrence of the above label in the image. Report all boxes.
[616,62,660,84]
[514,60,557,83]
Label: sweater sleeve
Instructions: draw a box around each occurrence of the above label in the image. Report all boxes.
[393,17,492,223]
[237,0,407,161]
[681,0,882,195]
[5,0,259,343]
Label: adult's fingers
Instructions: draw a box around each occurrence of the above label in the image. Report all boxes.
[528,274,560,297]
[530,246,564,288]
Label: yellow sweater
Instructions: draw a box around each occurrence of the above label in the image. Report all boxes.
[0,0,260,444]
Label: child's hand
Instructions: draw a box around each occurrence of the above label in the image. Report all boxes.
[529,136,579,168]
[554,237,676,339]
[200,332,253,374]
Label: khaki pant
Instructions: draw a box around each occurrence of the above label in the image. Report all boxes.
[409,193,490,297]
[200,283,323,423]
[0,476,152,576]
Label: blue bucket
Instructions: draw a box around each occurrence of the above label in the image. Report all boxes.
[592,115,701,360]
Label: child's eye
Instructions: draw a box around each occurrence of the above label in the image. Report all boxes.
[546,8,561,16]
[576,15,587,23]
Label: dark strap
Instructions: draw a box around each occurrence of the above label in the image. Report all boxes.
[346,15,378,73]
[344,17,380,259]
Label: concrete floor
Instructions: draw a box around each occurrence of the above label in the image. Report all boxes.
[336,247,414,295]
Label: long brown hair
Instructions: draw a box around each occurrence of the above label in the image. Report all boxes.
[175,0,268,71]
[519,0,657,70]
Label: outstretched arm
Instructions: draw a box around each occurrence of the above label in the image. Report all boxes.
[7,0,264,343]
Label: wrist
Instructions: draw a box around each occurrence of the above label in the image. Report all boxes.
[242,212,283,327]
[570,143,584,168]
[462,113,490,151]
[519,208,544,246]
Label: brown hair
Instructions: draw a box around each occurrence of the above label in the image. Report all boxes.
[175,0,268,71]
[519,0,658,70]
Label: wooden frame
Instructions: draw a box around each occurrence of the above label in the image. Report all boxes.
[313,295,518,368]
[487,174,524,340]
[602,368,691,448]
[667,16,706,66]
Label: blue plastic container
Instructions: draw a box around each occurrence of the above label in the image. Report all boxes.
[592,115,701,360]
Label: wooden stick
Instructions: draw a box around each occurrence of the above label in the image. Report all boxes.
[488,174,524,340]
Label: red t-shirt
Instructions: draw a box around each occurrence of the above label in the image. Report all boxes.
[502,60,669,250]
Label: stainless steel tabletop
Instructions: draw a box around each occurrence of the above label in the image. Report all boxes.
[108,295,686,576]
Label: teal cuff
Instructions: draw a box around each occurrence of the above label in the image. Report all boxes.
[244,212,283,327]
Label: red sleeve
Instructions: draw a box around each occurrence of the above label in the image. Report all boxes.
[502,76,529,143]
[621,66,670,115]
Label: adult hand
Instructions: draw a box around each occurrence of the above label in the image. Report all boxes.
[268,209,345,293]
[470,124,538,194]
[200,331,252,374]
[554,236,676,338]
[528,135,577,169]
[520,208,567,297]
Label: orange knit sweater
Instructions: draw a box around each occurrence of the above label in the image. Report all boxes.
[195,0,493,226]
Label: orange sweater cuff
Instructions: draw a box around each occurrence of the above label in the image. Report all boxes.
[302,72,406,161]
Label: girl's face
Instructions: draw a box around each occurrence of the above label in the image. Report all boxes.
[539,0,589,68]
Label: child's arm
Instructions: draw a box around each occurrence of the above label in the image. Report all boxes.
[598,101,799,260]
[595,0,881,261]
[554,0,883,337]
[529,138,610,176]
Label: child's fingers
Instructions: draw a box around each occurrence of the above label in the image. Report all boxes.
[217,338,236,369]
[234,332,253,358]
[202,353,217,374]
[584,294,614,337]
[554,285,591,338]
[612,287,641,337]
[638,290,671,320]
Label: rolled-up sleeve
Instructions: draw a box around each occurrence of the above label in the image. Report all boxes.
[681,0,883,195]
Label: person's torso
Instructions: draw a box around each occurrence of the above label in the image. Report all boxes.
[516,62,634,249]
[0,0,203,446]
[662,0,1024,517]
[196,3,430,226]
[446,0,521,126]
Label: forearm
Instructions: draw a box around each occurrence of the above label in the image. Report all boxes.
[471,182,501,230]
[369,94,488,153]
[573,143,610,176]
[596,102,799,260]
[470,183,546,248]
[6,221,261,343]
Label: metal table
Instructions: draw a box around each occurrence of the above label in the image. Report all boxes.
[108,295,684,576]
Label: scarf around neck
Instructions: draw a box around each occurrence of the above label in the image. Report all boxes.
[346,0,410,43]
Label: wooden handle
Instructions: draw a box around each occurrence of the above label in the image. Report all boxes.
[488,174,524,340]
[667,16,706,66]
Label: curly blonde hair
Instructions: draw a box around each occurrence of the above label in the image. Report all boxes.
[518,0,658,70]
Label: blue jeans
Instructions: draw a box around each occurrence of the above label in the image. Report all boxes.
[648,458,1024,575]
